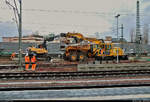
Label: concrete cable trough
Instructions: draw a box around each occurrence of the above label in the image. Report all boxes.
[78,62,150,71]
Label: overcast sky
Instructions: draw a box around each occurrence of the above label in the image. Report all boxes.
[0,0,150,41]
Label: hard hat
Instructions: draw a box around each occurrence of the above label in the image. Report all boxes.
[25,53,28,56]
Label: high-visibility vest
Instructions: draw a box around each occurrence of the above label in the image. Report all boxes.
[10,52,15,59]
[31,56,36,64]
[101,49,104,54]
[12,53,15,57]
[25,56,30,64]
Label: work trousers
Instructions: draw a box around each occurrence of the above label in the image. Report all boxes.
[31,63,36,71]
[25,62,30,70]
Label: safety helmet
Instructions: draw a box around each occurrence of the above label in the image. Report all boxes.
[25,53,28,56]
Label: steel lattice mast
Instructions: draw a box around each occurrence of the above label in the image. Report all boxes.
[136,0,141,57]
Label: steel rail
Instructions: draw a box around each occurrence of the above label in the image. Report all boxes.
[1,69,150,80]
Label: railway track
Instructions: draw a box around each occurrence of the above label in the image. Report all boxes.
[1,69,150,80]
[0,65,18,69]
[0,63,77,70]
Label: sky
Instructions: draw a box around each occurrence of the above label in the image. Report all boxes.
[0,0,150,41]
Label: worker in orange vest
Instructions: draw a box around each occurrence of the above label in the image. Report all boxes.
[25,53,30,71]
[10,52,16,60]
[31,53,37,71]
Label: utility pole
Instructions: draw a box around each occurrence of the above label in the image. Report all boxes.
[121,24,124,49]
[115,14,120,64]
[18,0,22,70]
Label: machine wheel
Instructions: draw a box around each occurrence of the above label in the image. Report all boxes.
[69,51,77,61]
[123,55,128,60]
[63,54,68,60]
[46,56,51,61]
[78,52,87,62]
[95,56,102,61]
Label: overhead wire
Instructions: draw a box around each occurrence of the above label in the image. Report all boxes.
[2,7,150,19]
[1,2,150,39]
[0,7,144,16]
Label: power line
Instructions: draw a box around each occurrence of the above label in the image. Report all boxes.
[2,7,150,19]
[22,22,110,27]
[0,7,144,16]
